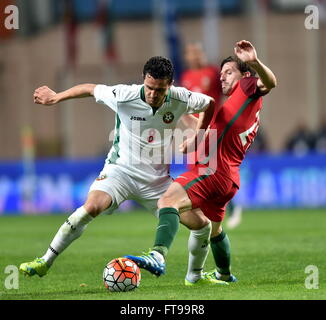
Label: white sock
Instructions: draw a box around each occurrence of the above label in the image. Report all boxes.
[41,206,93,266]
[186,223,212,283]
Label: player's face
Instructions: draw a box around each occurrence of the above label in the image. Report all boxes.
[220,62,243,95]
[143,74,172,108]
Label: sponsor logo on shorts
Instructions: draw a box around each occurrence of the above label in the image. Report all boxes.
[163,112,174,124]
[177,175,187,180]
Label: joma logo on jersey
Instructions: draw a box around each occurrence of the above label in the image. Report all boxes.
[130,116,147,121]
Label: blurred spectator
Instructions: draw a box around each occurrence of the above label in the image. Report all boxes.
[284,122,315,155]
[313,115,326,153]
[180,42,221,103]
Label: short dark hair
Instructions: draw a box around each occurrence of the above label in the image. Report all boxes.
[143,56,174,83]
[221,56,256,76]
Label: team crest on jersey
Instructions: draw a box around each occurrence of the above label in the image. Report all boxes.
[163,112,174,124]
[96,174,107,181]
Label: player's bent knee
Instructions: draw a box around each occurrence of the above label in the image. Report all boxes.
[157,195,177,209]
[84,203,104,217]
[211,221,223,237]
[84,191,112,217]
[157,183,191,211]
[180,209,210,230]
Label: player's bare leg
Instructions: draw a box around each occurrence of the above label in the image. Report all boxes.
[20,190,112,277]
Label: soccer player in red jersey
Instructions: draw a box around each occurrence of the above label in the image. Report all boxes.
[181,42,243,229]
[126,40,277,284]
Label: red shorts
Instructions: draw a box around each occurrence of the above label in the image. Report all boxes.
[175,166,238,222]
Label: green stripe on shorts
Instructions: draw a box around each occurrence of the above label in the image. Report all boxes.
[183,167,213,190]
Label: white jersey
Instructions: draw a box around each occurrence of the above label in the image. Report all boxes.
[94,84,211,182]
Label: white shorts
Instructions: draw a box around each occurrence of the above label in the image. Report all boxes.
[89,164,173,217]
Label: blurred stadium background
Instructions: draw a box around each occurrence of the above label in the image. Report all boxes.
[0,0,325,215]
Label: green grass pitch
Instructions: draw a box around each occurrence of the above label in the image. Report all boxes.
[0,209,325,300]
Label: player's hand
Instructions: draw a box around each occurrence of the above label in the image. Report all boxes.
[33,86,58,105]
[179,140,188,154]
[234,40,258,64]
[179,136,196,154]
[179,127,211,154]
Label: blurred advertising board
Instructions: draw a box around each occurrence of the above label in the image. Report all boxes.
[0,154,325,214]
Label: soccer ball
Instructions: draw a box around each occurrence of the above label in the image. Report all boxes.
[103,257,141,292]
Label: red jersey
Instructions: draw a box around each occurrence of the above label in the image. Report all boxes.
[198,77,264,187]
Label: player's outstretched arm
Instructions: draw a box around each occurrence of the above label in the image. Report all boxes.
[33,84,96,106]
[196,99,215,131]
[234,40,277,94]
[179,99,215,153]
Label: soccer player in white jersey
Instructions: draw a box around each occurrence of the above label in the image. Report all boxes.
[20,56,227,285]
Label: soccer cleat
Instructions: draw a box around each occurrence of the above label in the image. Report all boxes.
[204,269,238,283]
[19,258,49,277]
[124,252,165,277]
[185,274,229,286]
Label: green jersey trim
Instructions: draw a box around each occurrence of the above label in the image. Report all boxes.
[183,167,214,190]
[140,86,146,102]
[107,114,121,164]
[165,88,171,103]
